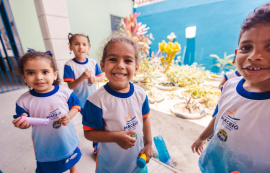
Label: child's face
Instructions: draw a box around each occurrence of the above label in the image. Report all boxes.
[235,24,270,87]
[100,41,139,93]
[22,57,58,93]
[69,36,90,60]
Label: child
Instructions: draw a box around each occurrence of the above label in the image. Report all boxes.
[64,33,103,154]
[191,3,270,172]
[12,49,81,173]
[82,33,153,173]
[218,56,241,89]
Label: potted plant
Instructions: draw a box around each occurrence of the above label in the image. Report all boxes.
[156,33,181,90]
[170,96,205,119]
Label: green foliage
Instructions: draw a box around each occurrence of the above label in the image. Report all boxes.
[166,63,209,87]
[210,52,235,73]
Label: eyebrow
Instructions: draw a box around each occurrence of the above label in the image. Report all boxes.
[107,54,135,59]
[239,40,252,44]
[24,69,49,71]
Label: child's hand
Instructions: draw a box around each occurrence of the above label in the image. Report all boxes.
[191,138,206,155]
[115,131,136,150]
[12,113,30,129]
[88,76,96,84]
[82,69,92,79]
[59,115,70,126]
[139,144,153,163]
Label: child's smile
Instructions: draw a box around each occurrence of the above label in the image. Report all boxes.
[101,41,139,93]
[236,24,270,91]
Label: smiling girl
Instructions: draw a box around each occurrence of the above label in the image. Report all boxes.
[82,33,153,173]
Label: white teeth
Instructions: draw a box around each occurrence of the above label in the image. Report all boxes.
[248,67,261,70]
[114,73,126,77]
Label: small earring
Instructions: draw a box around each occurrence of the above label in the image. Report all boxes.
[70,51,72,54]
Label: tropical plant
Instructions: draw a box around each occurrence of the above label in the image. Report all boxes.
[210,52,235,73]
[120,12,153,55]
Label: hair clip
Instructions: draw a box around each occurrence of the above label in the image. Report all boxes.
[27,48,36,52]
[45,51,53,57]
[27,48,53,57]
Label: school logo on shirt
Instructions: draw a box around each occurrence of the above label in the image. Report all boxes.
[124,112,138,139]
[46,106,62,129]
[53,120,61,129]
[217,128,228,142]
[220,108,240,131]
[227,108,240,120]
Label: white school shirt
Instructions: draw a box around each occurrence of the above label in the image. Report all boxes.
[82,82,150,173]
[224,70,241,81]
[63,58,103,108]
[15,85,81,162]
[199,77,270,173]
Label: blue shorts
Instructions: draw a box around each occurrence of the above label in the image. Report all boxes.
[36,147,81,173]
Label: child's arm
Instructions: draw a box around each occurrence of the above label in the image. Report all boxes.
[139,117,153,163]
[67,69,92,89]
[191,116,216,155]
[12,113,31,129]
[59,108,79,126]
[84,130,136,150]
[219,77,227,89]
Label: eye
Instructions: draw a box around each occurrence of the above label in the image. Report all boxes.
[43,71,49,74]
[266,44,270,50]
[26,71,34,75]
[240,45,252,51]
[108,58,117,62]
[125,59,133,63]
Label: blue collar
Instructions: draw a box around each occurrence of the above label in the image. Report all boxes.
[72,58,88,64]
[236,78,270,100]
[104,82,134,98]
[235,71,241,77]
[30,85,59,97]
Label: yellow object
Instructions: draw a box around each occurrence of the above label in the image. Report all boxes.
[158,40,181,73]
[140,153,147,161]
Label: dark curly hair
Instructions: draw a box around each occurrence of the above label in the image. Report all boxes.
[18,50,60,85]
[239,3,270,42]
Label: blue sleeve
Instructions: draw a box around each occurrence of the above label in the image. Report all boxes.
[13,103,29,119]
[142,95,150,116]
[82,100,104,129]
[63,65,75,80]
[95,63,103,76]
[224,74,228,81]
[212,104,218,118]
[67,92,81,109]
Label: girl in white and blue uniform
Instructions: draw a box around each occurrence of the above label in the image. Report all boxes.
[64,33,103,154]
[82,34,153,173]
[12,50,81,173]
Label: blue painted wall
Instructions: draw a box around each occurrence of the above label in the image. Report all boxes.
[134,0,269,72]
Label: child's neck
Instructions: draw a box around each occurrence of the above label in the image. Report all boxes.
[75,56,86,62]
[243,80,270,92]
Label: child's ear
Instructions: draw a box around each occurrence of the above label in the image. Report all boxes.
[134,65,139,76]
[22,74,26,82]
[100,60,105,72]
[54,71,58,80]
[235,48,238,55]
